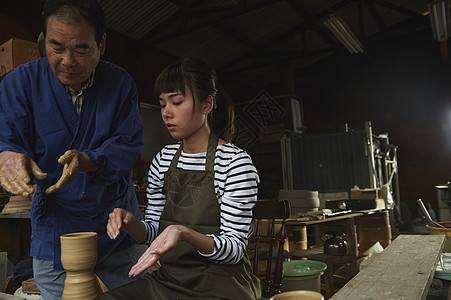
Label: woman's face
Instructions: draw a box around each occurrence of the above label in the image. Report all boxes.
[159,88,210,141]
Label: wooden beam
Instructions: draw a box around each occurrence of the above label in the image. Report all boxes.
[330,234,445,300]
[217,0,354,73]
[138,0,284,46]
[366,0,387,31]
[372,0,425,18]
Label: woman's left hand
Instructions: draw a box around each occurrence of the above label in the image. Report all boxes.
[128,225,183,277]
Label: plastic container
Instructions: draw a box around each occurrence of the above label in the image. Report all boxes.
[281,260,327,293]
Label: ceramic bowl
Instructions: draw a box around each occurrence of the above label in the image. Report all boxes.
[270,290,324,300]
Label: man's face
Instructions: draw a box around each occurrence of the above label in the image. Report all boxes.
[45,15,106,92]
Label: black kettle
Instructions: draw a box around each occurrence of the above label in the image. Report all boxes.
[322,231,348,256]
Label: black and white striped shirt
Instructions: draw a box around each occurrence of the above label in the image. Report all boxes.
[142,142,259,265]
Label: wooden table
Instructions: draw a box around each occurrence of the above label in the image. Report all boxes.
[287,212,363,298]
[330,234,446,300]
[286,209,389,298]
[287,212,365,255]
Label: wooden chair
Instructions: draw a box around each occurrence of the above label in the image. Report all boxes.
[248,198,291,298]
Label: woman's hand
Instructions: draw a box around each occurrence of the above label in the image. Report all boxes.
[128,225,183,277]
[107,208,137,240]
[128,224,215,277]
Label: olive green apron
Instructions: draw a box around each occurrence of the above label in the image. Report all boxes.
[101,131,261,300]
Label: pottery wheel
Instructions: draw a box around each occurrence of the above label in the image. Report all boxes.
[1,199,32,214]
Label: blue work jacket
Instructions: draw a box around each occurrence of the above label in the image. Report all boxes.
[0,58,144,268]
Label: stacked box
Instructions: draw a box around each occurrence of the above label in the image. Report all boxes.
[350,186,380,200]
[0,37,40,77]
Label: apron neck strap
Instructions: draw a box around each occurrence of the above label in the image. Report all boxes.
[168,131,218,172]
[206,130,218,173]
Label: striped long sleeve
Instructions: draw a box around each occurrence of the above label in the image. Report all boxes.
[142,143,259,265]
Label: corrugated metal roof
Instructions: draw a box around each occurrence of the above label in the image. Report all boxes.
[95,0,431,88]
[98,0,179,40]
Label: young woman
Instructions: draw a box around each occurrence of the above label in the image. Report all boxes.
[101,58,261,299]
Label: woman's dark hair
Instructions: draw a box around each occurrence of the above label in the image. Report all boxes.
[154,57,235,142]
[41,0,105,47]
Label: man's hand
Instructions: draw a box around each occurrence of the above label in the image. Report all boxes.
[46,150,97,194]
[0,151,47,197]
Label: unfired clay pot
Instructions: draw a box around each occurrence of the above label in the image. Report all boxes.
[60,232,99,300]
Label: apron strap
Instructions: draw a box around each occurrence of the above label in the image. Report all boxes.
[168,131,218,172]
[206,131,218,173]
[168,142,183,171]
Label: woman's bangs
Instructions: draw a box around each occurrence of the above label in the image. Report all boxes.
[154,65,186,97]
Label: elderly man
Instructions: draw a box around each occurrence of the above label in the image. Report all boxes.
[0,0,147,298]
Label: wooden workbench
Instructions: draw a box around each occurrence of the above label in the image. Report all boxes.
[287,212,365,256]
[330,234,446,300]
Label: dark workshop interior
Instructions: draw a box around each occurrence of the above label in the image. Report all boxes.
[1,0,451,299]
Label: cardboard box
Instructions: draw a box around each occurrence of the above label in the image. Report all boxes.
[350,185,380,200]
[0,37,40,77]
[326,198,385,210]
[319,192,349,208]
[259,123,286,143]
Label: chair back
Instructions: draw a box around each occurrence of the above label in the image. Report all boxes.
[249,198,291,298]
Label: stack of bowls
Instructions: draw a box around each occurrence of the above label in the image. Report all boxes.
[279,190,320,215]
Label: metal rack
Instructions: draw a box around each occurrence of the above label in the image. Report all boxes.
[281,122,400,219]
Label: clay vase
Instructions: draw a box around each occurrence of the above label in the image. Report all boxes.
[60,232,100,300]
